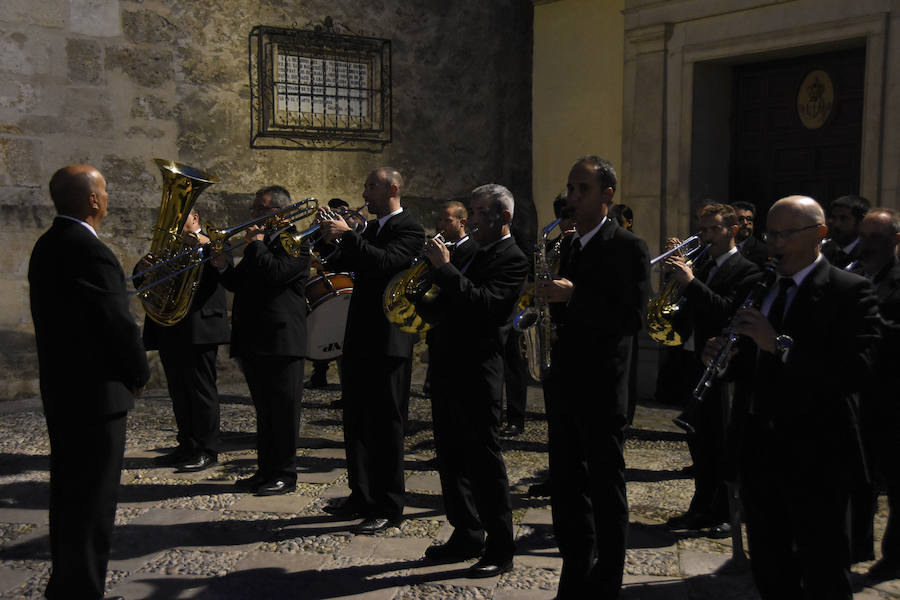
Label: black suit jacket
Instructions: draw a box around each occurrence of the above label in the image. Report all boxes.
[548,219,651,417]
[325,210,426,358]
[682,250,761,354]
[138,237,231,349]
[738,235,769,267]
[29,217,150,419]
[737,259,879,483]
[220,235,309,358]
[420,236,528,364]
[854,258,900,408]
[821,238,861,269]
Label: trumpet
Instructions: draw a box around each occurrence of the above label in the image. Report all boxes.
[646,235,710,346]
[131,198,318,296]
[281,203,369,260]
[674,261,777,433]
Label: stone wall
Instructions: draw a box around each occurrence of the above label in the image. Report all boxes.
[0,0,534,398]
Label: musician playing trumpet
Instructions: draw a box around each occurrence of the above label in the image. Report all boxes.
[660,203,761,538]
[416,184,528,577]
[211,186,310,496]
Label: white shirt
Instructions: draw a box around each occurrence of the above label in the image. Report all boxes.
[572,216,608,249]
[57,214,98,238]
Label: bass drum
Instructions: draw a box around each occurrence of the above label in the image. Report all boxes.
[305,272,353,360]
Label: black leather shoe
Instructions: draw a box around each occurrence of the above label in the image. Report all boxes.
[255,478,296,496]
[176,453,217,472]
[500,424,523,437]
[352,517,397,535]
[234,473,266,491]
[153,448,189,466]
[424,540,483,563]
[323,498,362,519]
[707,522,732,539]
[528,481,551,497]
[467,556,513,578]
[666,512,715,531]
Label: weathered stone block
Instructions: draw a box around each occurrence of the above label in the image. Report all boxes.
[16,115,66,136]
[3,0,66,28]
[60,90,114,137]
[69,0,122,37]
[0,31,52,77]
[122,9,180,45]
[105,47,173,88]
[66,38,103,84]
[131,95,173,120]
[101,155,157,193]
[0,81,41,112]
[178,48,243,85]
[0,138,41,186]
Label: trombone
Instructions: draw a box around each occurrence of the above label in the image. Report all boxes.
[131,198,319,296]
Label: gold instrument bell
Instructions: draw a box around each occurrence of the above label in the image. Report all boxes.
[646,235,709,346]
[137,159,218,326]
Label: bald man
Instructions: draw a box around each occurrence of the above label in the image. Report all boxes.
[705,195,880,600]
[29,165,149,599]
[316,167,425,533]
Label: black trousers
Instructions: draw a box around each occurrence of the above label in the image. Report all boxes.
[242,356,304,483]
[45,410,127,600]
[851,395,900,564]
[341,352,409,520]
[159,342,220,458]
[741,420,852,600]
[431,354,515,560]
[686,377,730,522]
[503,330,528,429]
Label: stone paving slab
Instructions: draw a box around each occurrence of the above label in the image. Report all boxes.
[0,508,46,524]
[406,560,502,589]
[229,492,314,514]
[620,575,689,599]
[405,472,442,493]
[0,565,33,596]
[129,508,221,527]
[109,573,210,599]
[305,447,347,460]
[297,468,345,484]
[679,550,734,577]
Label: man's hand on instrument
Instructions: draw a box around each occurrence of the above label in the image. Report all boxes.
[245,224,265,244]
[424,237,450,267]
[664,254,694,284]
[318,214,351,243]
[536,277,574,303]
[210,252,227,269]
[733,306,777,353]
[700,335,738,371]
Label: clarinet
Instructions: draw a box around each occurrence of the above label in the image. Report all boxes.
[673,261,777,433]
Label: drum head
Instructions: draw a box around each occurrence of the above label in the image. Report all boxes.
[306,294,351,359]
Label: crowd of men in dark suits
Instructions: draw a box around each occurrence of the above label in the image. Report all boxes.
[28,159,900,600]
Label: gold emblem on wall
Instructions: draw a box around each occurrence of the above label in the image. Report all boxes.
[797,69,834,129]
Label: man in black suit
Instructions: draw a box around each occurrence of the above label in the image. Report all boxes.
[732,201,770,267]
[663,203,760,537]
[213,186,310,496]
[539,156,650,599]
[848,208,900,580]
[29,164,150,600]
[417,184,528,577]
[317,167,425,534]
[135,209,230,472]
[822,194,869,268]
[707,195,880,600]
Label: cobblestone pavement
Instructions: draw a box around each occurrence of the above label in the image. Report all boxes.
[0,374,897,599]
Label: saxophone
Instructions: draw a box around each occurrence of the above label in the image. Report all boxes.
[513,218,563,382]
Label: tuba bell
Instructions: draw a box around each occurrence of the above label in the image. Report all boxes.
[135,159,218,326]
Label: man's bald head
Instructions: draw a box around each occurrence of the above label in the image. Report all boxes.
[48,164,108,228]
[769,195,826,226]
[373,167,403,195]
[49,165,102,216]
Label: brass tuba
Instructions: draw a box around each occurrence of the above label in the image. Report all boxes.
[646,236,708,346]
[136,159,218,326]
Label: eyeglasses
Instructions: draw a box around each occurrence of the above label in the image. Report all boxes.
[762,223,822,242]
[737,216,754,223]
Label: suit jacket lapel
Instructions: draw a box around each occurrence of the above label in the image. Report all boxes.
[783,259,829,332]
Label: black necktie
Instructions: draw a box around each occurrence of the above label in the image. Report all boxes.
[767,278,795,331]
[567,238,583,271]
[365,220,380,240]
